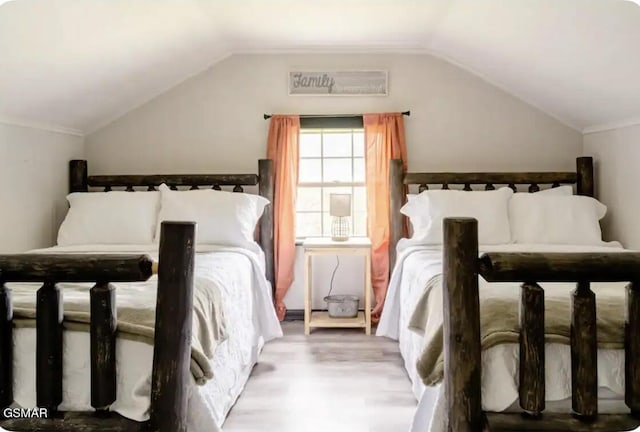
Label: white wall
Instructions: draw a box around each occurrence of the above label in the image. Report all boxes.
[86,53,582,309]
[0,123,84,253]
[584,124,640,249]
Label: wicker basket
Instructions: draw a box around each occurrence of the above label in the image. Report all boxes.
[323,295,359,318]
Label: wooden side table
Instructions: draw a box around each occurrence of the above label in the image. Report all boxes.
[302,237,372,335]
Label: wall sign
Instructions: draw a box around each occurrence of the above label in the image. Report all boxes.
[288,70,388,96]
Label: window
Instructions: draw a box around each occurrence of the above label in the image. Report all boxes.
[296,128,367,238]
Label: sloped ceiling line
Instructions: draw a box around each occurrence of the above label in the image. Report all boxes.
[1,0,639,136]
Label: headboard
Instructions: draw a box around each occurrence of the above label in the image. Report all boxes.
[68,159,275,289]
[389,156,594,270]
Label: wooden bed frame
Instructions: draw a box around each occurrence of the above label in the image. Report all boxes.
[0,159,275,432]
[68,158,275,289]
[389,156,640,431]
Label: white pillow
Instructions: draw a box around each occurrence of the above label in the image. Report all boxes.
[401,187,514,245]
[404,194,425,234]
[58,191,160,245]
[516,185,573,196]
[509,194,607,245]
[155,184,269,249]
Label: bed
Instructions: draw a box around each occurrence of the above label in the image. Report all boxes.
[378,156,640,432]
[0,159,282,432]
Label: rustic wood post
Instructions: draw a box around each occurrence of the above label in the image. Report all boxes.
[0,279,12,409]
[571,280,598,418]
[519,282,545,415]
[90,282,117,412]
[149,222,196,432]
[576,157,594,197]
[389,159,405,273]
[258,159,275,291]
[36,281,63,413]
[442,217,482,432]
[626,281,640,417]
[69,160,88,193]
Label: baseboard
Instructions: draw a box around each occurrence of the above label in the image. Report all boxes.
[284,309,305,321]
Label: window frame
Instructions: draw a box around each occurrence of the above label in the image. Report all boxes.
[296,124,367,240]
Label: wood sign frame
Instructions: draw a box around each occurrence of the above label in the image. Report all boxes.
[288,70,388,96]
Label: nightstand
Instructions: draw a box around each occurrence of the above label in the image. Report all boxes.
[302,237,372,335]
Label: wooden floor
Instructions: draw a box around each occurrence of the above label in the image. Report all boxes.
[224,321,417,432]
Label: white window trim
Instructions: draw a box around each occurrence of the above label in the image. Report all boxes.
[296,128,367,239]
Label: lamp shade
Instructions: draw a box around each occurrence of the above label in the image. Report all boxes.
[329,193,351,217]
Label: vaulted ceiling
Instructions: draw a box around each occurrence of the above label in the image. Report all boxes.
[1,0,639,135]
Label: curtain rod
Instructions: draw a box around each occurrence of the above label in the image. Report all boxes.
[263,111,410,120]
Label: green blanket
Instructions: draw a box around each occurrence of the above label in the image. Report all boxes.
[8,274,226,385]
[410,274,627,386]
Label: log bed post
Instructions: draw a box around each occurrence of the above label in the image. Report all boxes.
[149,222,196,432]
[0,276,12,409]
[443,217,482,432]
[258,159,275,291]
[69,160,88,193]
[576,156,594,197]
[626,281,640,417]
[389,159,405,272]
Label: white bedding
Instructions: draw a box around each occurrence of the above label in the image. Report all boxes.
[11,244,282,432]
[377,243,632,432]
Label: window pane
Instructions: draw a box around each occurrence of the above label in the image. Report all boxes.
[323,158,352,182]
[353,158,365,183]
[296,212,322,238]
[299,159,322,183]
[323,133,352,157]
[297,129,367,238]
[353,186,366,213]
[353,132,365,157]
[297,187,322,212]
[300,133,321,157]
[353,212,367,236]
[322,212,333,237]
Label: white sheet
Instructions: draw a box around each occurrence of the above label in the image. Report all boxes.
[377,243,632,432]
[11,244,282,432]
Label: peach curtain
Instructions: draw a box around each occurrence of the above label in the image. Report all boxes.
[364,113,407,322]
[266,115,300,321]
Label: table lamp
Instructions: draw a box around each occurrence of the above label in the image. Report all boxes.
[329,193,351,241]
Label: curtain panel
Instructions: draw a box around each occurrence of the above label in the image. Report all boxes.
[363,113,408,322]
[266,115,300,321]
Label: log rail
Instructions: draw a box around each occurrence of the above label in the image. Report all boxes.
[443,217,640,432]
[0,221,195,432]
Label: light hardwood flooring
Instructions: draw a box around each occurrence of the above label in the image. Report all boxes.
[224,321,417,432]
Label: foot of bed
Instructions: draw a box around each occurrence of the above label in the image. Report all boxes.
[149,222,196,432]
[443,217,482,432]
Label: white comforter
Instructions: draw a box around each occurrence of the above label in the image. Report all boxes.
[377,242,632,432]
[10,244,282,432]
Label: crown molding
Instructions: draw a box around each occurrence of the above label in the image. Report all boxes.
[0,116,84,137]
[583,117,640,134]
